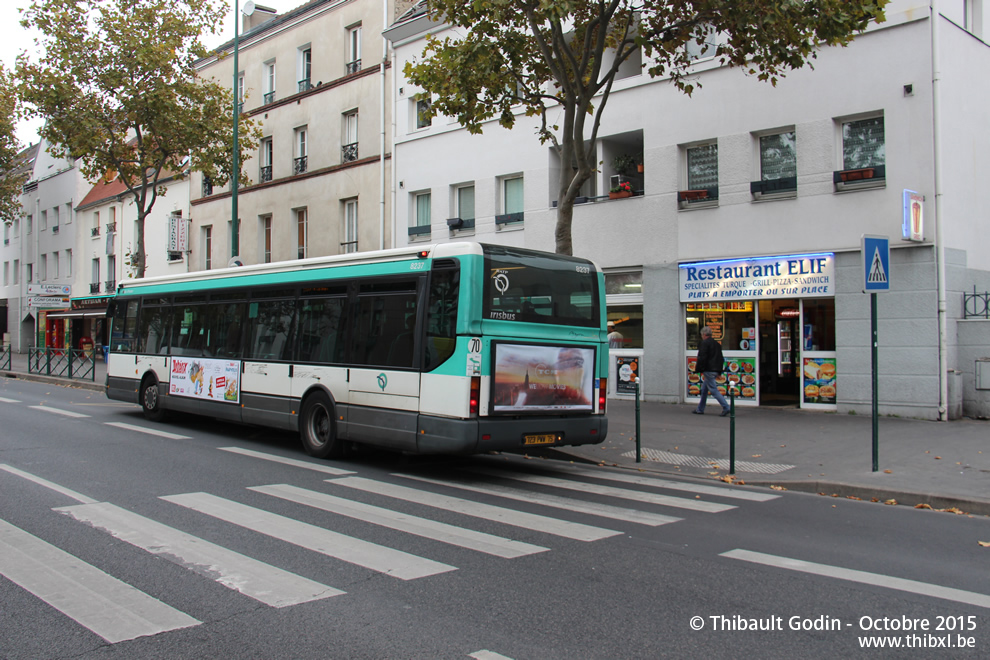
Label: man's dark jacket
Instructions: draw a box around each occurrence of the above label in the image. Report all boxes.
[696,336,725,373]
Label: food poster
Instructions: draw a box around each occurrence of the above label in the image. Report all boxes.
[686,357,756,400]
[615,355,640,395]
[170,357,241,403]
[803,357,837,405]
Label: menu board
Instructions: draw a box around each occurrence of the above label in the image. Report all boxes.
[803,357,836,404]
[686,356,756,400]
[704,311,725,340]
[615,355,640,395]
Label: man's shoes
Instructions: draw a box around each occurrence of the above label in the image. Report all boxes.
[692,409,704,415]
[720,410,730,417]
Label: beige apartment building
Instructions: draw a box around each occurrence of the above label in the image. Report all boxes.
[192,0,409,268]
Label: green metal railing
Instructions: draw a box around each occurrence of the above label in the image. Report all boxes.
[27,347,96,381]
[0,346,10,371]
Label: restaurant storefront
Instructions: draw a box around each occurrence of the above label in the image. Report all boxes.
[680,252,837,409]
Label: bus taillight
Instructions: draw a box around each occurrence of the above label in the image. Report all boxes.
[598,378,607,413]
[469,376,481,415]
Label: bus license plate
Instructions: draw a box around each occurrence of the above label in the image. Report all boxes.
[523,434,558,446]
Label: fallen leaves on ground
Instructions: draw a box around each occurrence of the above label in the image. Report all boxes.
[914,503,933,509]
[934,456,942,460]
[979,541,990,547]
[751,454,762,458]
[940,507,965,515]
[719,475,745,485]
[770,485,787,491]
[846,496,862,501]
[884,499,898,506]
[883,469,892,474]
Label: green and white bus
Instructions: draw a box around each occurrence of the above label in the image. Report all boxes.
[107,242,609,458]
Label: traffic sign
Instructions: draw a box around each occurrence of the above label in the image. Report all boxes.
[862,235,890,293]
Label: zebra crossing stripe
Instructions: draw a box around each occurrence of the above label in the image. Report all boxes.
[0,396,21,403]
[0,464,98,504]
[55,501,343,607]
[399,473,681,528]
[328,477,620,542]
[218,447,356,476]
[0,518,199,643]
[470,651,515,660]
[161,492,455,580]
[105,422,191,440]
[252,484,547,558]
[550,466,780,502]
[464,469,737,513]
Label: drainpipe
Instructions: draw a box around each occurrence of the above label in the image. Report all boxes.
[379,0,388,250]
[930,0,948,420]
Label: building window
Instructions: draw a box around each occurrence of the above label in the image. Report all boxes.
[2,262,7,286]
[237,73,245,114]
[203,226,212,270]
[90,259,99,292]
[107,255,115,291]
[261,215,272,263]
[685,24,718,61]
[40,254,47,281]
[687,143,718,191]
[202,175,213,196]
[347,25,361,74]
[264,60,276,104]
[458,184,475,221]
[260,138,273,182]
[409,192,431,238]
[752,130,797,199]
[842,117,885,170]
[26,214,32,234]
[66,249,72,277]
[343,199,358,253]
[504,176,523,213]
[40,210,47,231]
[64,203,72,224]
[296,208,308,259]
[294,127,308,174]
[342,111,358,162]
[52,252,59,279]
[51,206,59,231]
[298,46,312,92]
[13,259,19,285]
[415,96,431,130]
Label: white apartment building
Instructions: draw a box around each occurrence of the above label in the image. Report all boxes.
[191,0,411,268]
[387,0,990,419]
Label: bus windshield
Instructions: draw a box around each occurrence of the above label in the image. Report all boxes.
[483,244,599,327]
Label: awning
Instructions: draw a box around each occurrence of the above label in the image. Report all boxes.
[45,310,108,320]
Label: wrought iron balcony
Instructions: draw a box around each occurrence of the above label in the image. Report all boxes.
[293,156,308,175]
[342,143,358,163]
[91,226,100,237]
[89,282,101,294]
[51,225,59,234]
[346,59,362,75]
[263,91,275,104]
[260,165,273,183]
[105,279,116,292]
[340,240,358,254]
[298,78,312,93]
[106,222,116,233]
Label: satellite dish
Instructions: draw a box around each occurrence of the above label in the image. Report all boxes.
[228,257,244,267]
[242,1,255,16]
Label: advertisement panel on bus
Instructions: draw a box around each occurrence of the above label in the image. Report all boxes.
[491,342,595,413]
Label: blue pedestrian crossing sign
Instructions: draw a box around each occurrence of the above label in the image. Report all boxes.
[862,235,890,292]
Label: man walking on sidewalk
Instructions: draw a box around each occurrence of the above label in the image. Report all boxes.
[693,326,730,417]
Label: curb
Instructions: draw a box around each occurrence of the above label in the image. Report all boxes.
[1,371,105,393]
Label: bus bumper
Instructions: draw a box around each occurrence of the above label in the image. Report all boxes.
[416,414,608,455]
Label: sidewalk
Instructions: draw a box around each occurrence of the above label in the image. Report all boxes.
[554,399,990,516]
[4,351,989,515]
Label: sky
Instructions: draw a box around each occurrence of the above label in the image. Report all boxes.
[1,0,299,146]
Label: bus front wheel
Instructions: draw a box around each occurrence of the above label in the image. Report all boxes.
[300,392,342,459]
[141,377,166,422]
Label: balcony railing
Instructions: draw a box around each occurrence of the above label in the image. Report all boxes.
[263,91,275,104]
[105,279,116,292]
[964,287,990,319]
[298,78,312,92]
[342,143,359,163]
[260,165,273,183]
[89,282,101,294]
[340,240,358,254]
[106,222,116,233]
[346,59,362,75]
[293,156,308,175]
[91,226,100,237]
[52,225,59,234]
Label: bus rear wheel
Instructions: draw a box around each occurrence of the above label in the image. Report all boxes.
[300,392,342,459]
[141,377,166,422]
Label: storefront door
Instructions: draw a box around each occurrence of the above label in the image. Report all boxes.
[758,299,800,406]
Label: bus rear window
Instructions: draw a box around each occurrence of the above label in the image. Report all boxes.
[483,245,598,327]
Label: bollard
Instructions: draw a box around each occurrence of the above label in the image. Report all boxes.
[634,378,641,463]
[729,385,736,475]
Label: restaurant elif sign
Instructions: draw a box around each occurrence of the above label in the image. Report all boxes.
[678,253,835,302]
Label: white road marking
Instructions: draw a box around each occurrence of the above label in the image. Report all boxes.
[0,518,199,643]
[544,465,780,501]
[464,469,736,513]
[470,651,515,660]
[0,396,21,403]
[722,549,990,609]
[400,473,681,527]
[162,492,454,580]
[330,477,620,542]
[0,464,98,504]
[105,422,192,440]
[29,405,89,418]
[218,447,355,476]
[56,501,343,607]
[252,484,548,559]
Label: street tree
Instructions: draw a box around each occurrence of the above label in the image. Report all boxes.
[0,65,25,225]
[16,0,260,278]
[405,0,888,255]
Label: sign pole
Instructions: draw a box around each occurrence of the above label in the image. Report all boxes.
[871,293,879,472]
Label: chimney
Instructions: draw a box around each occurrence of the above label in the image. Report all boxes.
[243,4,278,32]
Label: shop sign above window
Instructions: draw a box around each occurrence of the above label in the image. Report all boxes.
[678,253,835,303]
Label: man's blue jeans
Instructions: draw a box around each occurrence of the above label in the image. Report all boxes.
[697,371,729,413]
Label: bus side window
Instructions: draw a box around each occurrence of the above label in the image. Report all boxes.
[246,299,295,361]
[136,305,170,354]
[424,266,459,371]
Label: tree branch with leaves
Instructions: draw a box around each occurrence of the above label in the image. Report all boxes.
[16,0,261,277]
[405,0,887,255]
[0,65,26,225]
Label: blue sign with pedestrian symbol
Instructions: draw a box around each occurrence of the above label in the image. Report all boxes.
[862,235,890,293]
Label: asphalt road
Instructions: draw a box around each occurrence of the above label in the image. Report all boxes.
[1,378,988,659]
